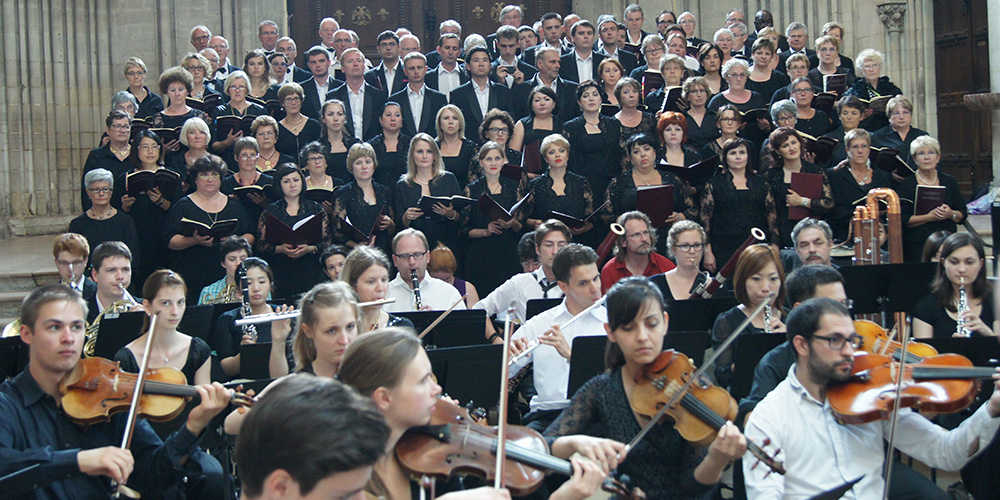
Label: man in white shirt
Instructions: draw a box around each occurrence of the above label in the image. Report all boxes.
[475,220,571,341]
[209,36,238,82]
[520,12,564,67]
[318,17,338,51]
[744,298,1000,499]
[425,33,467,99]
[508,243,606,431]
[385,229,466,312]
[451,46,512,135]
[595,15,637,75]
[559,20,604,84]
[389,52,447,137]
[491,26,535,89]
[301,46,341,120]
[327,48,386,141]
[257,20,279,54]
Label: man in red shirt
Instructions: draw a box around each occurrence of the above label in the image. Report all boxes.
[600,211,676,292]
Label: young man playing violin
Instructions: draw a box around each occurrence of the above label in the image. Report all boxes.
[744,298,1000,499]
[0,284,232,500]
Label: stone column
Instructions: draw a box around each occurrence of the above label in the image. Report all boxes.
[876,2,906,84]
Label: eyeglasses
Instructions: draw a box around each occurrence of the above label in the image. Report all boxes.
[674,242,704,252]
[811,333,862,350]
[643,47,664,56]
[728,72,748,79]
[487,127,510,135]
[197,172,221,178]
[283,96,302,103]
[395,251,427,261]
[306,156,325,164]
[256,130,276,138]
[792,88,814,94]
[110,124,131,131]
[139,144,161,151]
[88,187,113,194]
[183,66,205,72]
[192,35,211,42]
[718,117,738,123]
[125,71,145,77]
[56,258,86,268]
[229,85,248,92]
[271,61,288,67]
[626,230,652,240]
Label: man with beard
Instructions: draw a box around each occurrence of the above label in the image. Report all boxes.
[779,218,834,273]
[600,211,675,292]
[744,298,1000,499]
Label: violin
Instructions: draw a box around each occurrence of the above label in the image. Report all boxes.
[827,352,998,425]
[395,399,640,497]
[853,320,938,363]
[59,357,254,425]
[631,350,785,475]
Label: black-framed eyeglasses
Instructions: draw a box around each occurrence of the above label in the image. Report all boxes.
[674,243,704,252]
[811,333,862,350]
[394,251,427,261]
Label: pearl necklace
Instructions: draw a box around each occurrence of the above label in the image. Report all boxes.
[916,170,938,186]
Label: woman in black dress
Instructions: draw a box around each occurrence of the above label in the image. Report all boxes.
[651,220,710,301]
[614,77,656,155]
[332,143,396,256]
[319,99,360,182]
[708,59,767,113]
[221,137,274,223]
[844,49,902,132]
[70,168,140,272]
[116,130,177,285]
[697,43,726,95]
[683,77,720,151]
[746,37,789,107]
[821,96,868,169]
[789,77,831,137]
[509,85,563,155]
[699,104,744,161]
[251,115,295,172]
[763,127,834,247]
[827,129,892,242]
[274,83,322,163]
[181,52,218,101]
[257,164,330,302]
[899,135,966,262]
[164,116,212,183]
[394,133,463,251]
[808,36,855,91]
[461,142,525,296]
[165,155,255,302]
[435,104,479,185]
[339,246,415,333]
[912,232,995,339]
[368,101,412,188]
[700,138,779,272]
[598,58,624,109]
[210,71,266,169]
[525,134,600,247]
[124,57,163,120]
[563,80,622,204]
[151,66,211,153]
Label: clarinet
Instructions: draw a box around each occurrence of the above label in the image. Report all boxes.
[956,277,971,337]
[411,269,423,310]
[763,304,774,334]
[238,263,258,342]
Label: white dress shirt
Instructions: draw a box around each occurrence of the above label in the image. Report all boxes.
[346,83,365,140]
[744,365,1000,500]
[473,80,490,117]
[215,58,233,81]
[383,60,399,91]
[407,84,425,131]
[436,64,462,98]
[574,51,594,82]
[315,78,330,100]
[385,273,466,312]
[281,68,295,84]
[509,300,607,412]
[473,268,564,323]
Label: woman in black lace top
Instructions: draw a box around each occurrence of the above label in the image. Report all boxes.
[368,101,412,188]
[435,105,480,185]
[524,134,599,247]
[544,277,747,500]
[614,78,656,168]
[763,127,834,247]
[461,142,524,296]
[700,138,778,272]
[509,85,564,153]
[257,164,330,302]
[332,143,396,257]
[319,99,361,182]
[563,80,622,204]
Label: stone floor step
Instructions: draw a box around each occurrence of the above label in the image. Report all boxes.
[0,271,61,292]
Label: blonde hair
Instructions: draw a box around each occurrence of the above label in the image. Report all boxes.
[346,143,378,176]
[292,281,360,372]
[435,105,466,140]
[404,133,445,184]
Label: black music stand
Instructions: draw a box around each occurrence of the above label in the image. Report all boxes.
[839,262,936,316]
[238,343,275,380]
[665,330,711,366]
[397,310,487,348]
[426,344,503,410]
[0,337,28,380]
[668,297,737,332]
[92,311,146,359]
[729,334,787,402]
[208,302,241,340]
[526,298,562,320]
[567,336,608,397]
[178,304,216,343]
[0,464,40,500]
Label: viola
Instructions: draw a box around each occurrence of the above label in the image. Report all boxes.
[827,353,998,425]
[853,320,938,363]
[395,399,639,497]
[631,350,785,475]
[59,357,254,425]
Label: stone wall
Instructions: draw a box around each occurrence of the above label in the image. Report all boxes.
[0,0,285,238]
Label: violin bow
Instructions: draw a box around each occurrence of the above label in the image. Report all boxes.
[417,294,468,340]
[114,312,160,498]
[494,307,516,490]
[881,311,912,500]
[620,295,776,458]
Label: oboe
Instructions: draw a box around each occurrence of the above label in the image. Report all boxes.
[238,263,258,342]
[763,304,774,334]
[956,277,971,337]
[411,269,423,310]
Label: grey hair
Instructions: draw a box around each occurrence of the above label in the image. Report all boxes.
[791,218,833,244]
[85,168,114,189]
[770,99,797,122]
[785,22,808,37]
[713,28,734,44]
[721,58,750,79]
[464,34,487,53]
[440,19,462,35]
[111,91,139,111]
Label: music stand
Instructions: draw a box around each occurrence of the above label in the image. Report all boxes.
[396,310,487,348]
[208,303,241,343]
[567,336,608,397]
[884,263,936,313]
[92,311,146,359]
[729,334,787,402]
[426,344,504,410]
[0,337,28,380]
[238,343,275,380]
[526,298,562,321]
[178,304,216,343]
[839,262,936,315]
[665,331,711,366]
[667,297,737,332]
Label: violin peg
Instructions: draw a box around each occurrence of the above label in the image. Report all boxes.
[762,437,771,446]
[750,459,760,470]
[763,469,772,479]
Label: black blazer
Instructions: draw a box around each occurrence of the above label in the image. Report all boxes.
[425,49,466,69]
[290,65,312,83]
[514,75,580,124]
[302,76,344,120]
[364,60,407,94]
[388,85,449,137]
[519,43,572,67]
[325,83,388,141]
[559,51,606,84]
[489,59,538,88]
[450,80,514,139]
[597,48,639,75]
[424,64,471,94]
[777,48,816,72]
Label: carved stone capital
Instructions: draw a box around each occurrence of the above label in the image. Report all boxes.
[877,2,907,33]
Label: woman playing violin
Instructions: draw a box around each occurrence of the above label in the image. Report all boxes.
[338,328,608,500]
[544,277,747,500]
[913,232,996,338]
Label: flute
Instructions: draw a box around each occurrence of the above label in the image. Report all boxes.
[234,298,396,326]
[507,295,607,367]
